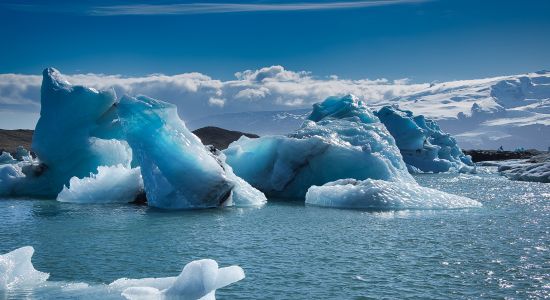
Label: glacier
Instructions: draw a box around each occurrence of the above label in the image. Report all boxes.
[225,95,413,198]
[376,105,474,173]
[0,68,266,209]
[305,178,482,210]
[0,246,244,299]
[188,70,550,151]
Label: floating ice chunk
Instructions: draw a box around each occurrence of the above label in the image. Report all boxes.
[13,146,33,162]
[225,95,413,198]
[376,106,474,173]
[0,247,244,299]
[57,165,144,203]
[496,154,550,183]
[114,259,245,300]
[305,178,482,210]
[118,95,266,209]
[0,164,25,196]
[0,246,49,290]
[0,152,16,164]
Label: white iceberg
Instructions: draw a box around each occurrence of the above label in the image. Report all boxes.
[306,178,482,210]
[0,246,49,290]
[0,247,244,299]
[224,95,414,198]
[115,259,245,300]
[376,105,474,173]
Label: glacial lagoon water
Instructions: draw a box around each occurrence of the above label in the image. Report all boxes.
[1,168,549,299]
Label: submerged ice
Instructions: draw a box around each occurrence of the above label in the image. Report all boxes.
[376,106,474,173]
[0,246,244,300]
[306,178,482,210]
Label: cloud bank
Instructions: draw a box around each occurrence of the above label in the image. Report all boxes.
[0,65,429,128]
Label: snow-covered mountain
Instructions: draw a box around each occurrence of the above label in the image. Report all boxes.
[188,71,550,150]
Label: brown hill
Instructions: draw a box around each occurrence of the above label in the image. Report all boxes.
[0,127,257,155]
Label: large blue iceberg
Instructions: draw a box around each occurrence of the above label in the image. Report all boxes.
[376,105,474,173]
[0,68,266,209]
[224,95,414,198]
[225,94,478,209]
[0,68,132,198]
[118,95,265,209]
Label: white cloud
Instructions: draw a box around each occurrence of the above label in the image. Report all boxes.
[208,97,226,107]
[0,65,433,128]
[85,1,429,16]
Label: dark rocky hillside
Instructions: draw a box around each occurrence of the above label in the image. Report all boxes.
[193,126,259,149]
[0,129,33,154]
[463,149,542,162]
[0,127,257,155]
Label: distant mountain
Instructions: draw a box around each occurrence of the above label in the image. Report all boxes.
[188,71,550,150]
[193,126,258,149]
[187,109,309,136]
[0,129,33,154]
[0,127,257,154]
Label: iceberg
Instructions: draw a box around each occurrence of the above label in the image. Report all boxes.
[225,95,413,198]
[0,246,49,290]
[376,105,474,173]
[116,259,245,300]
[57,165,144,204]
[306,178,482,210]
[0,68,132,198]
[0,152,16,164]
[0,68,265,208]
[0,246,244,299]
[118,95,266,209]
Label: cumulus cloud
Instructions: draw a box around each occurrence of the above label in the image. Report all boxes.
[0,65,430,128]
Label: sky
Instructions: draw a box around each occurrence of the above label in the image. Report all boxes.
[0,0,549,128]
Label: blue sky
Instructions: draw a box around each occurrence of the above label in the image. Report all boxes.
[1,0,549,82]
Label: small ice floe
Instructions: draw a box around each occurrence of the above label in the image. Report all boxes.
[0,246,245,300]
[114,259,245,300]
[306,178,482,210]
[0,246,49,290]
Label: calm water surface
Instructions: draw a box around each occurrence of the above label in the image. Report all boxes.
[1,169,549,299]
